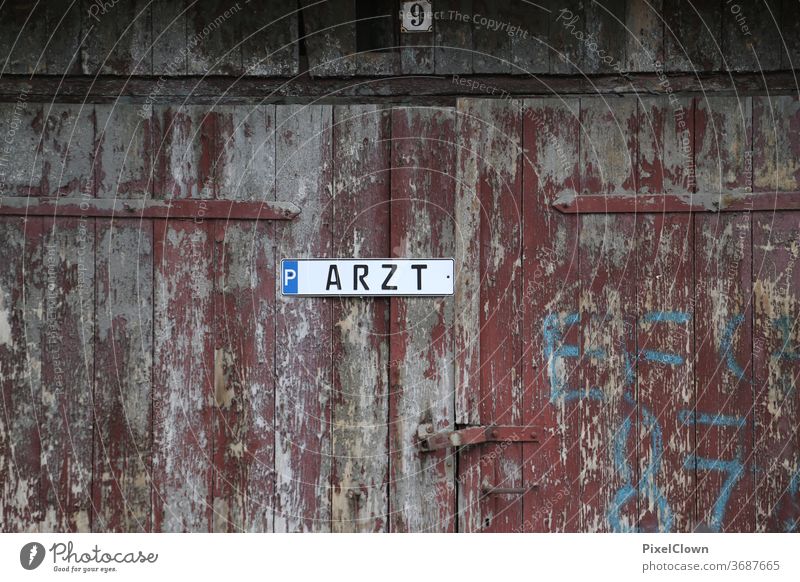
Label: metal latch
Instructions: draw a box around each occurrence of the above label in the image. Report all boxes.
[417,424,540,452]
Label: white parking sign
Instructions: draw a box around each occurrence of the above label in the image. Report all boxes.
[282,258,454,297]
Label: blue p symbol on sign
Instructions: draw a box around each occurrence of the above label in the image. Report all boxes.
[283,261,298,294]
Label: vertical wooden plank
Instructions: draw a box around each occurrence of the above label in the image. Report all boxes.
[389,106,456,532]
[453,99,482,532]
[330,105,391,532]
[0,217,43,531]
[81,0,152,75]
[510,0,549,75]
[0,1,48,74]
[693,215,753,531]
[152,0,188,76]
[694,95,754,531]
[635,100,696,531]
[547,0,583,74]
[753,94,800,532]
[625,0,663,72]
[0,100,44,197]
[241,0,299,76]
[95,104,155,199]
[212,221,276,532]
[274,104,333,532]
[45,0,83,76]
[472,0,512,73]
[186,0,244,75]
[93,220,153,532]
[152,219,214,532]
[578,98,638,532]
[211,104,276,532]
[435,0,473,74]
[752,214,800,532]
[153,105,215,200]
[634,96,697,533]
[721,0,781,72]
[39,215,95,532]
[583,0,627,74]
[663,0,722,72]
[300,0,357,77]
[354,0,400,76]
[477,99,523,532]
[521,97,582,532]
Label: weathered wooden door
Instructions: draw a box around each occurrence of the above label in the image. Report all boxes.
[1,98,798,533]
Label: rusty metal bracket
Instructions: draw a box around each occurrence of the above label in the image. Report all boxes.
[481,485,539,496]
[417,424,540,452]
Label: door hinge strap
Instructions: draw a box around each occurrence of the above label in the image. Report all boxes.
[417,424,540,452]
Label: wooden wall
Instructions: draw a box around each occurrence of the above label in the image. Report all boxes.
[1,97,798,532]
[0,1,797,78]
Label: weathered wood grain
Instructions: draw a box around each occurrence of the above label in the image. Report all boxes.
[721,0,781,72]
[0,1,48,74]
[330,104,391,532]
[547,0,583,74]
[300,0,357,77]
[152,0,188,75]
[435,0,473,74]
[212,220,276,532]
[152,219,214,532]
[521,97,582,532]
[39,215,95,531]
[752,96,800,193]
[635,96,696,533]
[472,0,512,74]
[153,105,214,200]
[663,0,722,72]
[40,104,94,198]
[0,100,44,197]
[274,104,333,532]
[186,0,243,76]
[94,104,154,199]
[214,105,276,201]
[475,99,523,532]
[0,217,42,531]
[453,98,482,531]
[93,220,153,532]
[625,0,663,72]
[752,214,800,532]
[81,0,152,75]
[693,95,753,531]
[389,106,456,532]
[780,0,800,71]
[241,0,299,76]
[44,0,83,75]
[510,0,549,75]
[753,92,800,532]
[583,0,626,74]
[578,97,638,532]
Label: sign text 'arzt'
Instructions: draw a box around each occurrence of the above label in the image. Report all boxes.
[281,259,454,296]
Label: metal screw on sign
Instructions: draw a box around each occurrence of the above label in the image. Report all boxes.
[401,1,433,33]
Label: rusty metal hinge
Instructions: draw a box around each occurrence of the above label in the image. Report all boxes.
[417,424,540,452]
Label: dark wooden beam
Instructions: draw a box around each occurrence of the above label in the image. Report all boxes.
[0,71,797,103]
[0,196,300,220]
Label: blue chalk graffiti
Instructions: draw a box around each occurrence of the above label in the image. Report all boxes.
[680,410,747,532]
[786,470,800,532]
[543,313,604,402]
[721,314,747,381]
[643,311,692,325]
